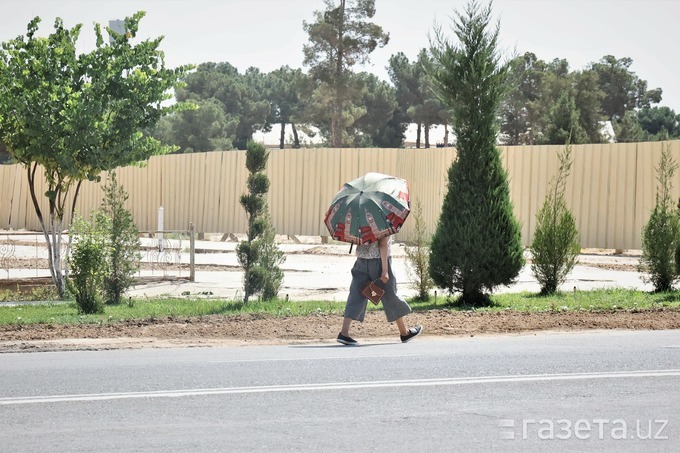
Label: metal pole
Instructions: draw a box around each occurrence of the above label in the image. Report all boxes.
[189,222,195,282]
[157,206,164,252]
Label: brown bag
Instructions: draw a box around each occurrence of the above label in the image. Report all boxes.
[361,280,384,305]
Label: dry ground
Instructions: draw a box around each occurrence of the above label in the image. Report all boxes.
[2,307,679,353]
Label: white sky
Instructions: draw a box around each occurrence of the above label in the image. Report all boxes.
[1,0,678,111]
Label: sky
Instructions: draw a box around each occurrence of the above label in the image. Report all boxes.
[1,0,679,111]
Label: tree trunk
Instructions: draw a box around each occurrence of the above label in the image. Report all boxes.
[291,123,300,149]
[331,0,346,148]
[424,123,430,148]
[26,163,83,299]
[27,164,65,298]
[443,121,449,146]
[64,180,83,279]
[49,211,65,298]
[331,101,342,148]
[279,122,286,149]
[416,123,422,148]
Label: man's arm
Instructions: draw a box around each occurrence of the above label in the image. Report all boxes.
[379,236,389,283]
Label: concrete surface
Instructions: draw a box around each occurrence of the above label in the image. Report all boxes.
[1,232,650,301]
[126,237,650,301]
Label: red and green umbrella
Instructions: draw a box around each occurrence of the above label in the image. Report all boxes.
[324,172,410,245]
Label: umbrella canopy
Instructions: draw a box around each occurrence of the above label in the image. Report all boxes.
[324,172,410,245]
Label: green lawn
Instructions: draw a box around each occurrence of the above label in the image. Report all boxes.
[1,288,679,326]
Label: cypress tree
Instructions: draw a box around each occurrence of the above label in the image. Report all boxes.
[236,141,270,303]
[428,1,524,305]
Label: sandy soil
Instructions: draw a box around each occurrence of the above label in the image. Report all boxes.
[2,307,679,353]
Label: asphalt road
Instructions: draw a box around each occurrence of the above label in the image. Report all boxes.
[1,330,680,452]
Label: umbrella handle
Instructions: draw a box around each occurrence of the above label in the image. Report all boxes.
[349,243,354,255]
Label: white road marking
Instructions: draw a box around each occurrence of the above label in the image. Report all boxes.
[2,369,679,406]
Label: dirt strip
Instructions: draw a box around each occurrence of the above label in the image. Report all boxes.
[1,308,679,353]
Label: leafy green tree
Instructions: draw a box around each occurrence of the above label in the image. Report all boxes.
[371,109,409,148]
[637,106,680,140]
[388,51,422,146]
[265,66,307,149]
[503,56,606,145]
[572,69,605,143]
[0,12,190,297]
[389,49,448,148]
[531,142,580,294]
[500,52,545,145]
[236,141,271,303]
[67,213,109,314]
[303,0,389,147]
[591,55,662,121]
[0,141,11,164]
[301,75,367,146]
[530,59,574,144]
[640,142,680,292]
[408,49,450,148]
[543,92,588,145]
[175,62,269,150]
[101,171,141,305]
[613,110,645,143]
[428,1,524,305]
[234,67,271,149]
[351,72,401,147]
[155,98,236,152]
[408,101,449,148]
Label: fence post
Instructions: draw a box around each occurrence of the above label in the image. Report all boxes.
[157,206,164,252]
[189,222,195,282]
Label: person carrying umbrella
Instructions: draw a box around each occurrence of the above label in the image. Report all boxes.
[324,172,423,345]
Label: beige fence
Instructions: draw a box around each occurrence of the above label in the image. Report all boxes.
[1,140,679,250]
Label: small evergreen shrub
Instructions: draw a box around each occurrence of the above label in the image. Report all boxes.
[530,142,580,294]
[257,211,285,301]
[101,171,141,305]
[405,200,434,301]
[640,142,679,292]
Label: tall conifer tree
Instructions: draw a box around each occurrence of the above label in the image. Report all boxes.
[428,1,524,305]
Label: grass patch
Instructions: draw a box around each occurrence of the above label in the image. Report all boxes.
[1,288,680,326]
[419,288,680,312]
[0,297,348,326]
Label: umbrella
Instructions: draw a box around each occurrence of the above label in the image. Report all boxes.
[324,172,410,245]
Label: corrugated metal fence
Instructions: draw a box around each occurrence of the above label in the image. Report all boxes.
[1,140,679,250]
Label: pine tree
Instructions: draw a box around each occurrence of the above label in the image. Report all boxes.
[428,1,524,305]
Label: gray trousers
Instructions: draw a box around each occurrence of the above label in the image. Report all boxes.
[344,257,412,323]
